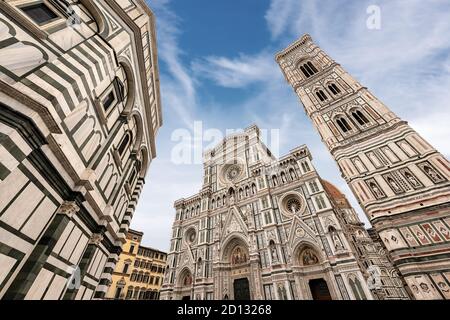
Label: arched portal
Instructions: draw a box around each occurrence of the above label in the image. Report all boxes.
[221,235,252,300]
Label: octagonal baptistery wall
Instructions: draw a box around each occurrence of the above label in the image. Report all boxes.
[0,0,162,299]
[161,125,406,300]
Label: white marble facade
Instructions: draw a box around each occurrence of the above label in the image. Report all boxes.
[160,125,396,300]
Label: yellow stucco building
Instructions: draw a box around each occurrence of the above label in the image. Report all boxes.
[106,229,167,300]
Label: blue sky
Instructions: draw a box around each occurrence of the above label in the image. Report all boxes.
[133,0,450,250]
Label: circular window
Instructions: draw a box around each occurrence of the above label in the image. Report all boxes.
[279,192,306,217]
[226,165,242,181]
[220,163,244,184]
[185,228,196,244]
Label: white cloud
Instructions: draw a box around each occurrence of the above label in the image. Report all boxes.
[192,52,281,88]
[146,0,197,129]
[190,0,450,226]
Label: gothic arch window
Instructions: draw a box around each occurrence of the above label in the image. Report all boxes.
[328,83,341,95]
[211,199,215,209]
[335,116,352,133]
[309,180,319,193]
[245,186,250,197]
[315,195,327,210]
[229,188,235,197]
[315,89,328,102]
[289,168,296,180]
[348,275,367,300]
[301,161,311,173]
[217,197,221,206]
[272,175,278,187]
[281,171,287,183]
[118,132,132,157]
[352,110,370,126]
[299,61,319,78]
[239,188,244,199]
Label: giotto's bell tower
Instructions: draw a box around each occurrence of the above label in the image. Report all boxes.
[276,34,450,300]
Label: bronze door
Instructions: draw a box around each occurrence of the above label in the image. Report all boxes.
[233,278,250,300]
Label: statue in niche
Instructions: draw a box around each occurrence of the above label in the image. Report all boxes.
[423,165,443,182]
[419,282,430,293]
[329,226,344,251]
[411,284,419,295]
[332,233,344,251]
[403,171,421,188]
[302,248,319,266]
[369,182,384,198]
[438,282,450,293]
[269,242,279,263]
[439,226,450,239]
[197,261,202,277]
[278,284,288,300]
[387,177,402,193]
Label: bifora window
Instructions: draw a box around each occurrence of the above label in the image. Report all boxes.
[336,117,352,133]
[328,83,341,95]
[316,90,328,102]
[299,61,319,78]
[352,110,370,126]
[20,2,59,26]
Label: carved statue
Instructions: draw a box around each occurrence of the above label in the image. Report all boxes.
[404,172,421,188]
[332,233,344,251]
[423,165,442,182]
[387,177,402,193]
[369,182,384,198]
[278,284,288,300]
[270,244,279,263]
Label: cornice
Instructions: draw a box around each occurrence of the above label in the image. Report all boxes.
[275,34,313,61]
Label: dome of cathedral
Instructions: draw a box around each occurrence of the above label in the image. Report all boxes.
[321,180,351,209]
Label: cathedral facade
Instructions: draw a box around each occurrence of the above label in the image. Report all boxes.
[276,34,450,300]
[0,0,161,299]
[160,125,407,300]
